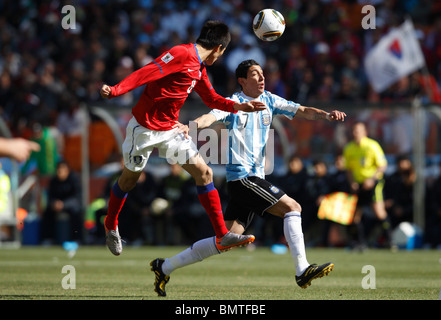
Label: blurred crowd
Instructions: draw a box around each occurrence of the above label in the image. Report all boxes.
[266,154,441,249]
[1,0,441,139]
[1,0,441,248]
[21,153,440,249]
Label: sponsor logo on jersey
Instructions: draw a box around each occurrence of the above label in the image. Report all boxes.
[261,111,271,126]
[161,52,174,64]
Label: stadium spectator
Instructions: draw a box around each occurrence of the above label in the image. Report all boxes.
[315,74,337,102]
[225,34,266,74]
[157,163,198,244]
[384,155,416,228]
[318,154,352,247]
[117,170,159,245]
[276,155,311,245]
[304,159,332,234]
[22,123,60,176]
[293,67,316,104]
[166,167,214,245]
[160,163,190,208]
[264,58,286,98]
[426,162,441,248]
[279,155,310,216]
[55,96,86,137]
[329,154,351,194]
[40,161,82,244]
[329,29,363,67]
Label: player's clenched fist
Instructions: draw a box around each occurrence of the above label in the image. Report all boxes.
[326,110,347,122]
[100,84,111,99]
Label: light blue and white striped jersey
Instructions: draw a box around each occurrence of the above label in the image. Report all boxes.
[210,90,300,181]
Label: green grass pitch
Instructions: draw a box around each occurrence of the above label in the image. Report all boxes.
[0,246,440,300]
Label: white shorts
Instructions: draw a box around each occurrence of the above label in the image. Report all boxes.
[122,117,198,172]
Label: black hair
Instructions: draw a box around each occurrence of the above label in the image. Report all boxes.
[235,59,261,90]
[196,20,231,50]
[56,160,69,169]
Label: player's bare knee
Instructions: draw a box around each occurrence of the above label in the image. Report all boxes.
[199,165,213,185]
[287,198,302,213]
[118,179,136,193]
[118,171,140,192]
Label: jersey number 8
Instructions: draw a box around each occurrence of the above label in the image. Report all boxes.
[187,80,197,94]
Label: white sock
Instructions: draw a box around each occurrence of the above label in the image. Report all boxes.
[161,236,220,275]
[283,211,310,276]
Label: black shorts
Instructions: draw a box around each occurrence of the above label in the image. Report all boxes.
[224,176,285,230]
[356,179,385,206]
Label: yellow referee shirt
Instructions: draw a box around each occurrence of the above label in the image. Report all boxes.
[343,136,387,183]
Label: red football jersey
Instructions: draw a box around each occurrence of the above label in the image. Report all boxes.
[108,43,236,131]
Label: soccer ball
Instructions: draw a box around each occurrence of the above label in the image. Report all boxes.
[253,9,285,41]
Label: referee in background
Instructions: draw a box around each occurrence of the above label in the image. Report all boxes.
[343,121,391,250]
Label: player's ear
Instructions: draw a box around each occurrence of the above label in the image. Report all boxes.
[215,44,226,53]
[237,77,246,88]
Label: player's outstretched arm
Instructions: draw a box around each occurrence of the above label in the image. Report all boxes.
[172,114,216,140]
[233,100,266,112]
[99,48,184,100]
[193,113,217,129]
